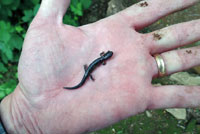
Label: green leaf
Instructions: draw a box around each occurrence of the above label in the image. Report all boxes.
[0,30,11,43]
[80,0,92,9]
[15,72,18,79]
[9,0,20,10]
[22,10,34,22]
[63,15,79,26]
[0,41,3,50]
[0,91,6,100]
[0,33,11,45]
[0,74,3,79]
[33,4,40,15]
[0,21,6,28]
[71,0,79,6]
[8,34,23,50]
[0,21,11,31]
[4,47,13,60]
[0,36,13,61]
[77,3,83,16]
[7,8,12,16]
[70,3,83,16]
[0,0,14,5]
[0,62,8,73]
[0,80,17,92]
[1,52,8,64]
[74,16,78,21]
[5,87,13,95]
[15,25,24,33]
[31,0,40,5]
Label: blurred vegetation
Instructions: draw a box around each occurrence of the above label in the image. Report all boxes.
[0,0,92,100]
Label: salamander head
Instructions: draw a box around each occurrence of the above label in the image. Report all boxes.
[102,51,113,60]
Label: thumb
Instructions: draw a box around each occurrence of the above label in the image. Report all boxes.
[36,0,70,24]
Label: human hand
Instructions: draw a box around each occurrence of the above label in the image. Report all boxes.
[1,0,200,134]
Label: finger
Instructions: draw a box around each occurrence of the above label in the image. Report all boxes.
[116,0,199,29]
[146,20,200,54]
[37,0,70,23]
[148,85,200,110]
[154,46,200,76]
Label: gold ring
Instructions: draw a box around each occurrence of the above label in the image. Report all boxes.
[154,54,166,77]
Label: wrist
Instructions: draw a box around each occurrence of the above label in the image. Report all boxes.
[0,93,15,133]
[0,85,40,134]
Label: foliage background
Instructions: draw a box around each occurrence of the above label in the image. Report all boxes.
[0,0,92,100]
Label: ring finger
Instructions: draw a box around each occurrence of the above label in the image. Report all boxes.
[153,46,200,76]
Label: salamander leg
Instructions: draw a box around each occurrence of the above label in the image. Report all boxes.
[84,64,95,81]
[84,64,88,71]
[100,52,106,65]
[90,75,95,81]
[100,51,105,56]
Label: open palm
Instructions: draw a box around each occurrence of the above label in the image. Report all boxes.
[1,0,200,134]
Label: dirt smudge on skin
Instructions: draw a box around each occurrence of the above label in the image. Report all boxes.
[139,1,148,7]
[186,50,192,54]
[153,33,163,41]
[185,88,193,94]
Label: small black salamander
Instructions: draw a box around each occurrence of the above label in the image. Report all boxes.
[63,51,113,90]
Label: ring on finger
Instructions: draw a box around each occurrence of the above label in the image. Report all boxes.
[154,54,166,77]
